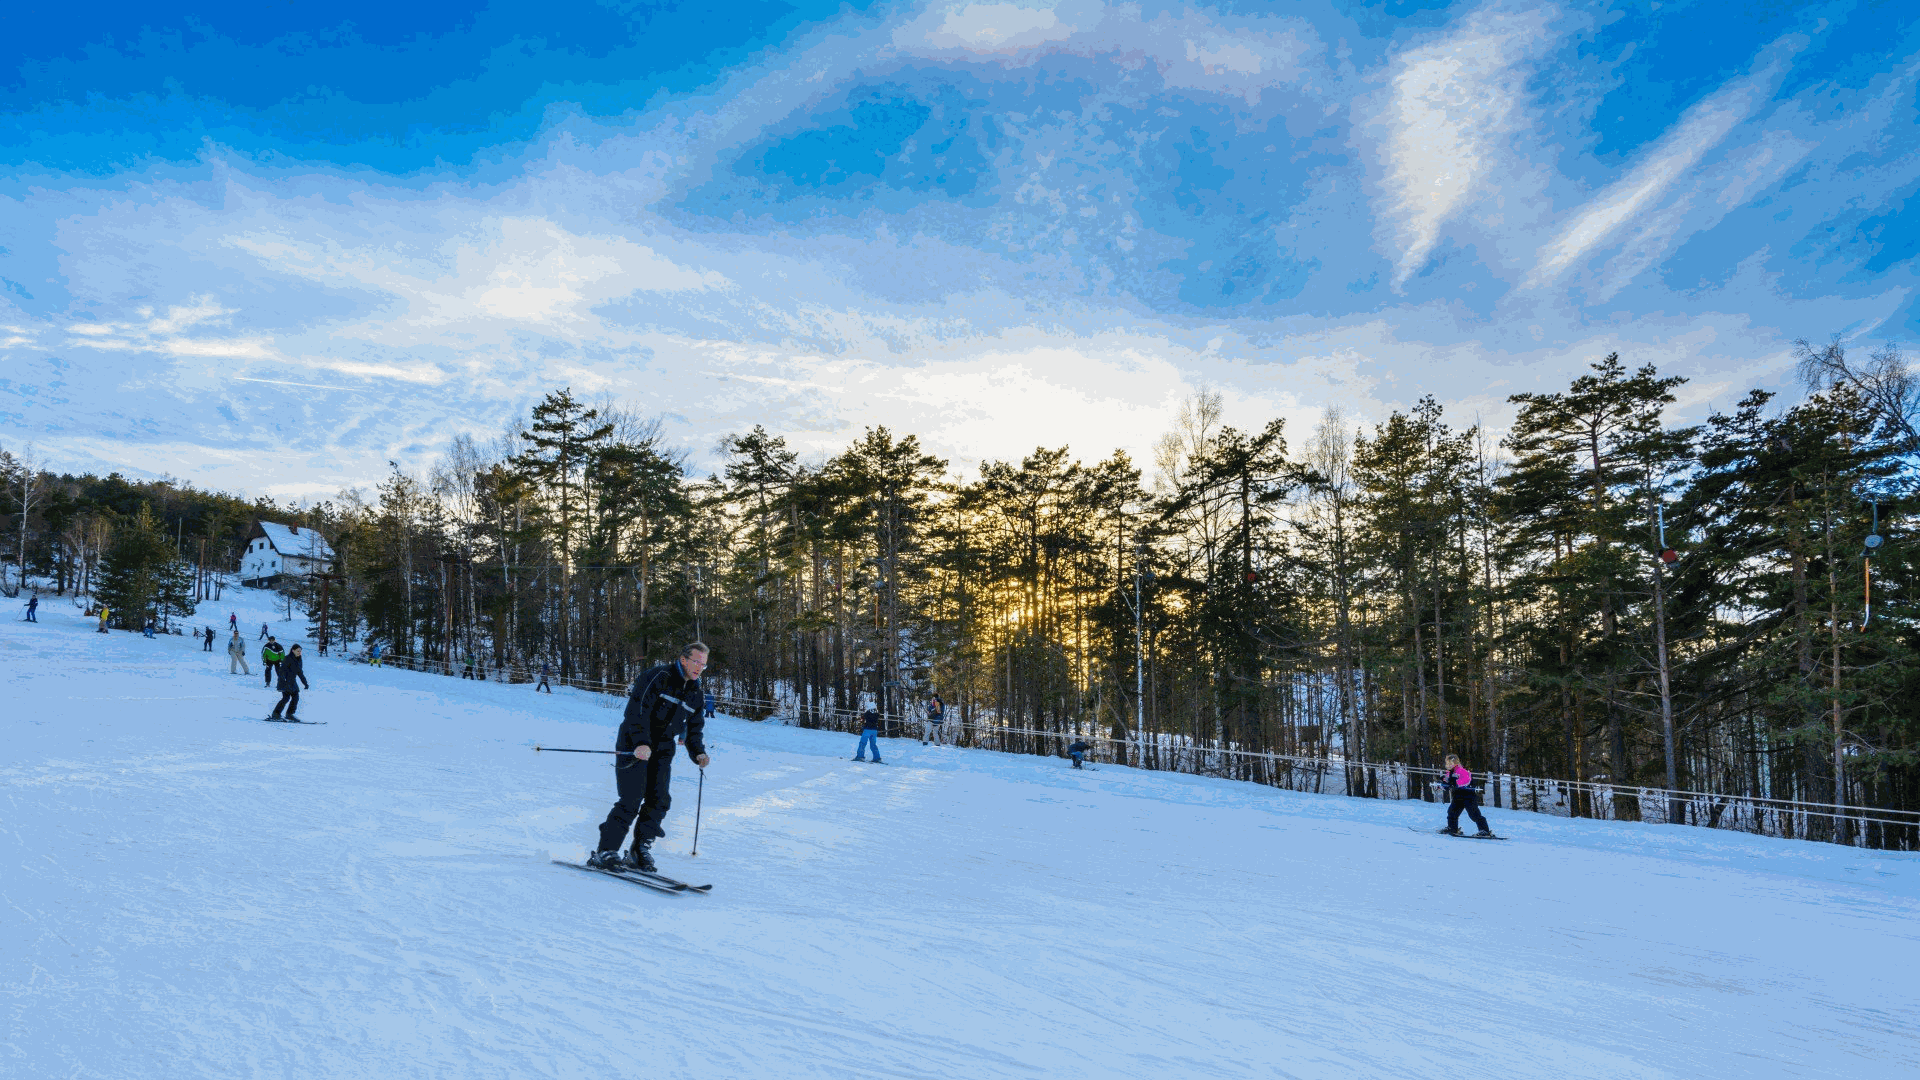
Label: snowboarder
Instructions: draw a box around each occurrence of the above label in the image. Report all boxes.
[853,705,884,763]
[1068,738,1092,769]
[589,642,712,873]
[536,660,552,693]
[922,694,945,745]
[1441,754,1494,837]
[261,636,285,687]
[227,630,251,674]
[268,644,310,720]
[23,594,37,622]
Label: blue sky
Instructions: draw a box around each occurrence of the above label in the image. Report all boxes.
[1,0,1916,495]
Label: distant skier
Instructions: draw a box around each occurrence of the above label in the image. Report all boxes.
[261,636,285,687]
[229,612,237,631]
[1068,738,1092,769]
[23,594,37,622]
[536,660,552,693]
[368,642,383,667]
[202,626,216,652]
[142,618,156,639]
[461,658,475,680]
[853,705,884,763]
[259,621,268,640]
[268,644,310,720]
[588,642,712,873]
[227,630,251,674]
[922,694,945,745]
[704,690,716,719]
[1441,754,1494,838]
[96,606,110,633]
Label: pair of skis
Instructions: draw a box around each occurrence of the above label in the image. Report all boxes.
[553,859,712,894]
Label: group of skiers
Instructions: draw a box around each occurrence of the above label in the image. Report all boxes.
[21,586,1498,864]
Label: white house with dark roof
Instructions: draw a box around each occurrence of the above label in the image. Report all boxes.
[240,521,336,586]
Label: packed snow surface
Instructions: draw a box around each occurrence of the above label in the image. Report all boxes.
[5,590,1919,1079]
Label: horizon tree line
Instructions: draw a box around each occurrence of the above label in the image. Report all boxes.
[4,339,1916,825]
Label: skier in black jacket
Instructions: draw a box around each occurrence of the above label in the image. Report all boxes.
[591,643,712,872]
[269,644,310,720]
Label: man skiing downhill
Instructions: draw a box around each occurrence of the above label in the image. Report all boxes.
[589,642,712,874]
[269,644,310,720]
[23,594,37,622]
[1441,754,1495,837]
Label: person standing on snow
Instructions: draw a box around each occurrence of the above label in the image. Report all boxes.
[1068,738,1092,769]
[536,660,552,693]
[23,594,37,622]
[261,636,285,687]
[202,626,216,651]
[227,630,251,675]
[259,622,268,640]
[853,704,884,763]
[922,694,945,745]
[142,618,156,639]
[589,642,712,873]
[96,606,110,633]
[268,644,310,720]
[1441,754,1494,837]
[229,612,237,632]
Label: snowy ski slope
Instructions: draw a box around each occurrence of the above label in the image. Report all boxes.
[4,591,1918,1079]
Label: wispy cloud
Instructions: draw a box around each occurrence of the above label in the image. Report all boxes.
[1375,4,1560,290]
[1528,38,1801,290]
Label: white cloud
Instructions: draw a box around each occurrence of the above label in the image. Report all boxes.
[1374,5,1560,290]
[1529,44,1798,290]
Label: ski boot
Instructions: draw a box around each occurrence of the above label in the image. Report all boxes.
[587,850,627,871]
[626,842,658,874]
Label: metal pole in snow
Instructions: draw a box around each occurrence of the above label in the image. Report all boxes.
[691,767,705,856]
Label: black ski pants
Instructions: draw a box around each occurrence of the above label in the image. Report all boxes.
[596,744,673,853]
[263,661,279,687]
[270,689,300,719]
[1447,787,1489,832]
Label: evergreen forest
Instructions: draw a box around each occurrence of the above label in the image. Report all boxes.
[5,340,1917,830]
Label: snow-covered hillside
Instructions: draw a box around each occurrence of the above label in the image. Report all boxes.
[4,597,1918,1079]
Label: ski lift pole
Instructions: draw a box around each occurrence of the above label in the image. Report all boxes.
[1862,499,1884,628]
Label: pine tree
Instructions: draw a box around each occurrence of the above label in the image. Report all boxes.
[96,505,195,630]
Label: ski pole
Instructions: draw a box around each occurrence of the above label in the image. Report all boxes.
[531,745,641,756]
[691,767,705,857]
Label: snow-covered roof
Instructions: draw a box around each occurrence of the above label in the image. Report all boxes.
[257,521,335,562]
